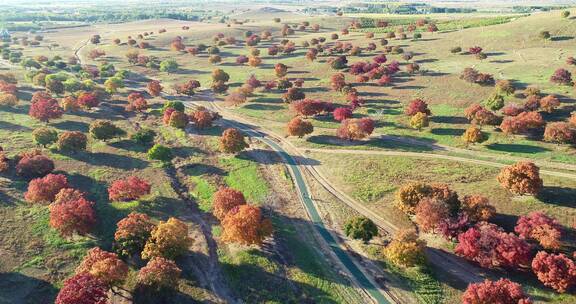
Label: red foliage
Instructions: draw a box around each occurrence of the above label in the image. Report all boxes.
[126,97,148,112]
[221,204,273,246]
[502,104,525,116]
[405,98,431,116]
[108,176,151,202]
[462,278,532,304]
[16,154,54,178]
[147,80,163,97]
[49,189,96,237]
[290,99,327,117]
[497,161,543,195]
[330,73,347,92]
[55,273,108,304]
[76,247,128,286]
[213,187,247,221]
[469,46,483,54]
[515,212,562,250]
[337,118,374,140]
[77,92,100,109]
[286,117,314,138]
[414,198,450,232]
[333,107,353,121]
[539,95,560,113]
[455,222,533,269]
[544,122,575,144]
[137,257,181,290]
[550,68,572,85]
[29,97,63,122]
[25,173,69,204]
[531,251,576,293]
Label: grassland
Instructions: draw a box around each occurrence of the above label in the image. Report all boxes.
[3,4,576,303]
[51,9,576,164]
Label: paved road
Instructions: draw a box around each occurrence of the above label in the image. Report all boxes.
[185,100,396,304]
[191,94,486,285]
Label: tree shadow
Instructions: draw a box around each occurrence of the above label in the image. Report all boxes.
[393,85,426,90]
[430,128,465,136]
[0,272,58,304]
[181,163,227,176]
[550,36,574,41]
[108,139,149,153]
[0,120,32,132]
[66,151,149,170]
[485,143,550,154]
[430,116,468,124]
[537,186,576,207]
[51,120,90,132]
[237,149,321,166]
[243,103,283,111]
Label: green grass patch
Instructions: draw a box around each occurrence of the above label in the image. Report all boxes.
[219,156,269,204]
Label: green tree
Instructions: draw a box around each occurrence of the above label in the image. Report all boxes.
[159,59,178,73]
[344,217,378,242]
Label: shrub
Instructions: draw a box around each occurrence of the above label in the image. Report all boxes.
[333,107,353,121]
[0,93,18,107]
[16,154,55,178]
[410,112,429,131]
[539,95,560,113]
[550,68,572,85]
[108,176,151,202]
[25,174,69,204]
[330,56,348,70]
[544,122,574,144]
[142,217,192,259]
[531,251,576,293]
[461,195,495,222]
[147,144,173,163]
[456,222,532,269]
[539,31,551,40]
[55,273,108,304]
[497,161,542,195]
[76,247,128,286]
[131,129,156,145]
[146,80,163,96]
[484,94,505,111]
[462,125,485,144]
[450,46,462,53]
[77,92,99,109]
[344,216,378,242]
[89,120,125,141]
[405,98,431,116]
[221,204,273,246]
[29,97,64,122]
[212,187,247,220]
[114,212,155,257]
[282,87,305,103]
[384,230,426,267]
[138,257,181,291]
[462,279,531,304]
[219,128,248,153]
[57,131,87,152]
[32,127,58,147]
[495,79,515,95]
[337,118,374,140]
[515,212,562,250]
[162,101,185,112]
[49,189,96,237]
[286,117,314,138]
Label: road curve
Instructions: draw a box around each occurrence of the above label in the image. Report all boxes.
[185,100,396,304]
[193,94,486,285]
